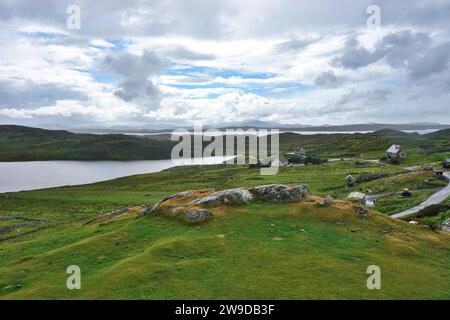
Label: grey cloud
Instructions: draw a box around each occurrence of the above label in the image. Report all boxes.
[276,37,318,53]
[338,89,392,106]
[332,36,382,69]
[408,42,450,80]
[2,0,450,40]
[164,46,216,60]
[0,0,239,39]
[333,30,450,81]
[375,30,431,68]
[0,80,87,108]
[102,50,168,108]
[314,70,344,88]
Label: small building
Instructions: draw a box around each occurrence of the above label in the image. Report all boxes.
[386,144,406,161]
[346,192,367,204]
[401,188,412,197]
[443,159,450,169]
[365,196,377,208]
[345,174,355,187]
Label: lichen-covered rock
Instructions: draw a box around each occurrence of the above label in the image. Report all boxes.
[184,209,212,222]
[442,218,450,232]
[253,184,309,202]
[190,188,253,206]
[160,190,193,203]
[142,203,158,215]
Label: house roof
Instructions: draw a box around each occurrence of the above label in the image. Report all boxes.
[387,144,402,153]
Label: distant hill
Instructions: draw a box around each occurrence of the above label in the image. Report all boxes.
[0,125,449,162]
[67,121,450,134]
[279,122,450,132]
[0,125,175,161]
[218,122,450,131]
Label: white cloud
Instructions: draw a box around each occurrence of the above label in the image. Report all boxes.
[0,0,450,127]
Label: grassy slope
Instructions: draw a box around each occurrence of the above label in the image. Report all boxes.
[0,161,445,239]
[0,163,449,299]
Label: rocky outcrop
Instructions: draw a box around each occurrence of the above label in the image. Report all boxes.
[142,184,309,224]
[252,184,309,202]
[190,188,253,206]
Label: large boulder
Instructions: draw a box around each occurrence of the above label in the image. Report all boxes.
[253,184,309,202]
[190,188,253,206]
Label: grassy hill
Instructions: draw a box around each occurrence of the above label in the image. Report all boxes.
[0,125,449,163]
[0,125,175,161]
[278,129,450,164]
[0,162,448,299]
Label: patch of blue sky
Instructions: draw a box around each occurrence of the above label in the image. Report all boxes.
[104,38,133,52]
[69,67,120,84]
[170,80,311,98]
[90,71,121,84]
[241,83,312,98]
[19,31,66,39]
[188,93,223,100]
[166,65,276,80]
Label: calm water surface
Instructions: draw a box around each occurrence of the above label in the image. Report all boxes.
[0,157,231,193]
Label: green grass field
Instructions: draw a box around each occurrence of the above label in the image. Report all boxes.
[0,161,449,299]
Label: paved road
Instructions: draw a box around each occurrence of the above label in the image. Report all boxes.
[391,172,450,219]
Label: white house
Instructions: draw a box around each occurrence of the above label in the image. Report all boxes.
[386,144,406,160]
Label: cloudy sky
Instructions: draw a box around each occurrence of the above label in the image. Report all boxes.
[0,0,449,128]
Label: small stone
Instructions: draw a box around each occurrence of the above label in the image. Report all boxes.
[317,195,333,207]
[272,237,284,241]
[217,234,225,239]
[16,284,23,289]
[442,219,450,232]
